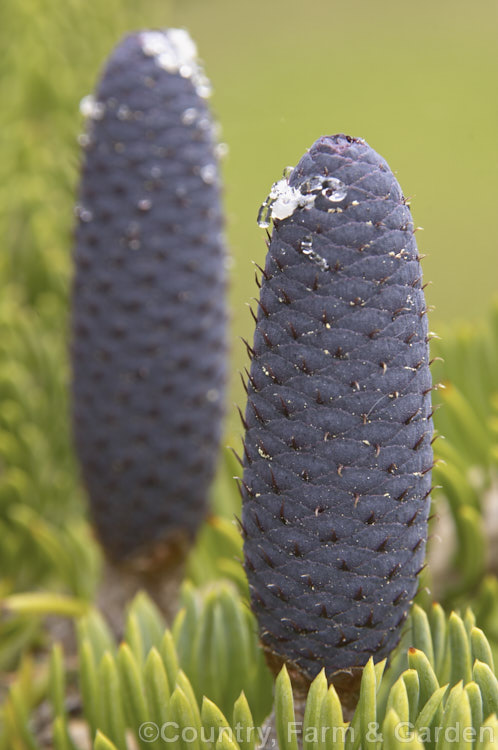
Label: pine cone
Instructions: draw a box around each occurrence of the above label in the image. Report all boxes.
[71,30,227,566]
[242,134,433,687]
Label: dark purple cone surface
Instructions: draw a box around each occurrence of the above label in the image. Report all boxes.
[71,31,227,563]
[242,135,432,682]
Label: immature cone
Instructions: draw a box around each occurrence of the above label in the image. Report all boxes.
[71,30,227,606]
[242,135,433,697]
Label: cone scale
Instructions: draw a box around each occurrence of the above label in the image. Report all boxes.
[242,135,433,691]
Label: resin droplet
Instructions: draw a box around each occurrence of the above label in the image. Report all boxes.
[257,167,315,226]
[198,116,212,131]
[215,142,229,159]
[75,204,93,223]
[200,164,216,184]
[299,235,329,272]
[257,166,347,228]
[322,177,347,202]
[257,201,273,229]
[300,236,313,254]
[80,95,105,120]
[193,74,212,99]
[117,104,132,121]
[139,29,212,99]
[181,107,198,125]
[77,133,92,148]
[301,175,324,193]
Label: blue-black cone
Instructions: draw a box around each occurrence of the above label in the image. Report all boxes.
[242,135,433,686]
[71,30,227,565]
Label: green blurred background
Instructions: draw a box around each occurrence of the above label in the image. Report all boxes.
[2,0,497,433]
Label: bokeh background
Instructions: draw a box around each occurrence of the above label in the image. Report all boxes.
[2,0,497,434]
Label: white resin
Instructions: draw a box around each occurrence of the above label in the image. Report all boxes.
[140,29,212,98]
[181,107,198,125]
[257,167,347,228]
[79,94,105,120]
[271,178,316,220]
[200,164,217,185]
